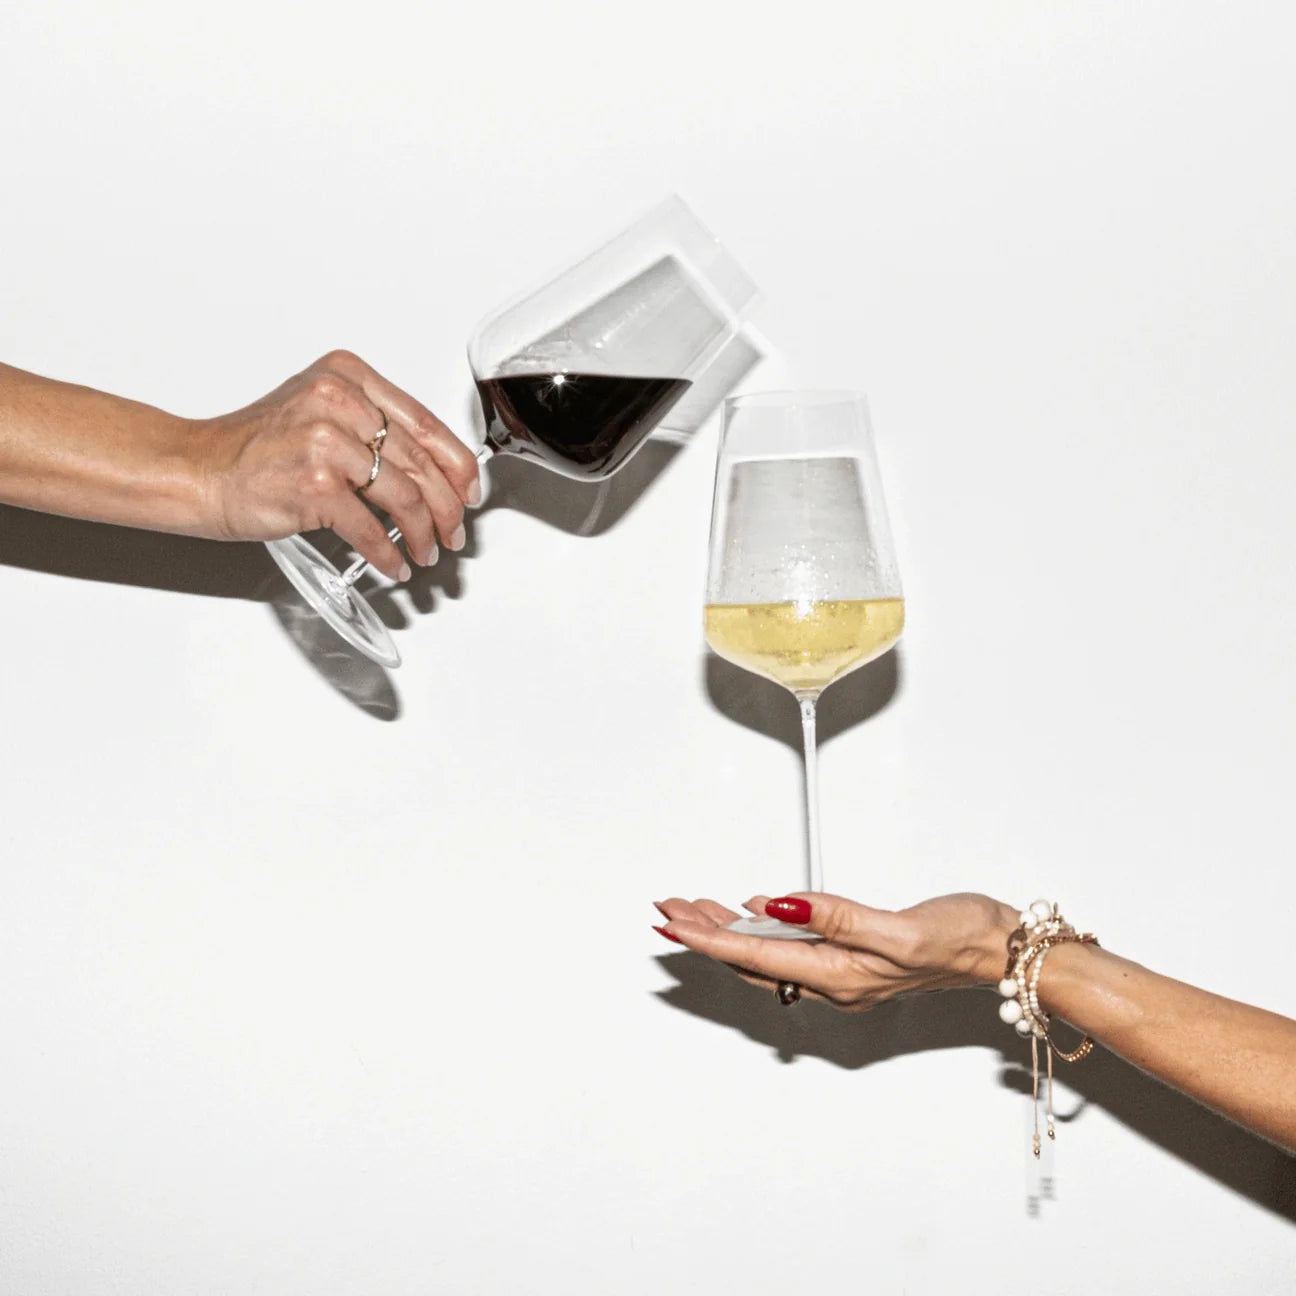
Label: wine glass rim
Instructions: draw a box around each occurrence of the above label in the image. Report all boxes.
[725,388,868,411]
[466,193,759,370]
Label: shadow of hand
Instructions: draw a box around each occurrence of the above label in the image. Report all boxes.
[655,949,1004,1067]
[0,503,277,600]
[655,952,1296,1222]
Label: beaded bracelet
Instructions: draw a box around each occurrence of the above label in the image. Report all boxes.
[996,899,1099,1157]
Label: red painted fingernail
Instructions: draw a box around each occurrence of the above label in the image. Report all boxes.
[653,925,684,945]
[765,897,812,924]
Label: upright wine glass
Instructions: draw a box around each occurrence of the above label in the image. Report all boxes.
[268,195,758,668]
[703,391,904,939]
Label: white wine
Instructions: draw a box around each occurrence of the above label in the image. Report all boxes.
[704,598,904,694]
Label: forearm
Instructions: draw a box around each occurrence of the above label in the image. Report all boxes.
[1037,941,1296,1153]
[0,363,214,534]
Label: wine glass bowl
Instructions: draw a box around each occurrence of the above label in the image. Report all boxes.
[468,196,759,481]
[703,390,903,938]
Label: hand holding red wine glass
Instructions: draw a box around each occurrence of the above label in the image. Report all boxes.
[267,195,759,667]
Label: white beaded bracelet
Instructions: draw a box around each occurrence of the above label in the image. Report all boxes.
[997,899,1099,1157]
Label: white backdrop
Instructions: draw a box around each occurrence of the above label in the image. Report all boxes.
[2,2,1294,1291]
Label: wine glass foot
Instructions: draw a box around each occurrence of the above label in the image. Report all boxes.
[267,535,401,669]
[725,915,823,942]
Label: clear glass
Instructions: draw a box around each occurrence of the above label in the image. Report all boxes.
[267,195,758,667]
[703,391,903,939]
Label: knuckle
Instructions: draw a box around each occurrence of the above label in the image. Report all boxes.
[405,444,436,478]
[891,925,923,965]
[452,449,480,487]
[413,411,447,443]
[302,466,336,500]
[305,420,341,460]
[414,415,474,479]
[307,373,362,414]
[307,370,339,399]
[820,906,854,945]
[319,348,359,374]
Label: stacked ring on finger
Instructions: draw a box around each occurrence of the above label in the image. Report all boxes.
[357,419,389,494]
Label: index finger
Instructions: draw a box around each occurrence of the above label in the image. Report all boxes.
[762,891,913,956]
[321,350,481,505]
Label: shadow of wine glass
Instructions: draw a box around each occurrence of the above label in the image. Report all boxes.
[0,503,406,719]
[477,435,683,539]
[653,953,1296,1224]
[703,648,904,754]
[270,579,400,721]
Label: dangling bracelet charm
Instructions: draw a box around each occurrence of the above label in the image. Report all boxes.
[997,899,1099,1157]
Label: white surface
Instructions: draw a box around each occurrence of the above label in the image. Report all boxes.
[2,2,1295,1292]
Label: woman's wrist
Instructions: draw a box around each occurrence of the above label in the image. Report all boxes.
[170,415,240,539]
[966,898,1022,986]
[104,408,224,538]
[1034,939,1140,1034]
[138,414,208,535]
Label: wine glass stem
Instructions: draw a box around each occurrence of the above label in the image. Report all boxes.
[798,693,823,893]
[336,444,496,588]
[338,528,399,587]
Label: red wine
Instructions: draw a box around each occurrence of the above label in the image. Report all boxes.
[476,372,691,481]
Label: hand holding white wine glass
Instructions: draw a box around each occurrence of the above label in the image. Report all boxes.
[703,391,903,939]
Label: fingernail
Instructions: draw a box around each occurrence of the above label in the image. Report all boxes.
[448,524,466,551]
[652,900,669,918]
[398,563,412,583]
[466,480,482,508]
[765,897,812,924]
[653,925,684,945]
[424,543,439,566]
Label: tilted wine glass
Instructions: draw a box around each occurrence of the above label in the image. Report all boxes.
[703,391,904,939]
[267,195,758,668]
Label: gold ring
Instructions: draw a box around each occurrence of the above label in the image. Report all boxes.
[358,441,383,494]
[356,418,389,495]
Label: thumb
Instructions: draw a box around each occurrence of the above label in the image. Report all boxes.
[764,892,911,955]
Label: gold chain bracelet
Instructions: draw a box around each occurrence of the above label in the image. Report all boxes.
[997,900,1099,1157]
